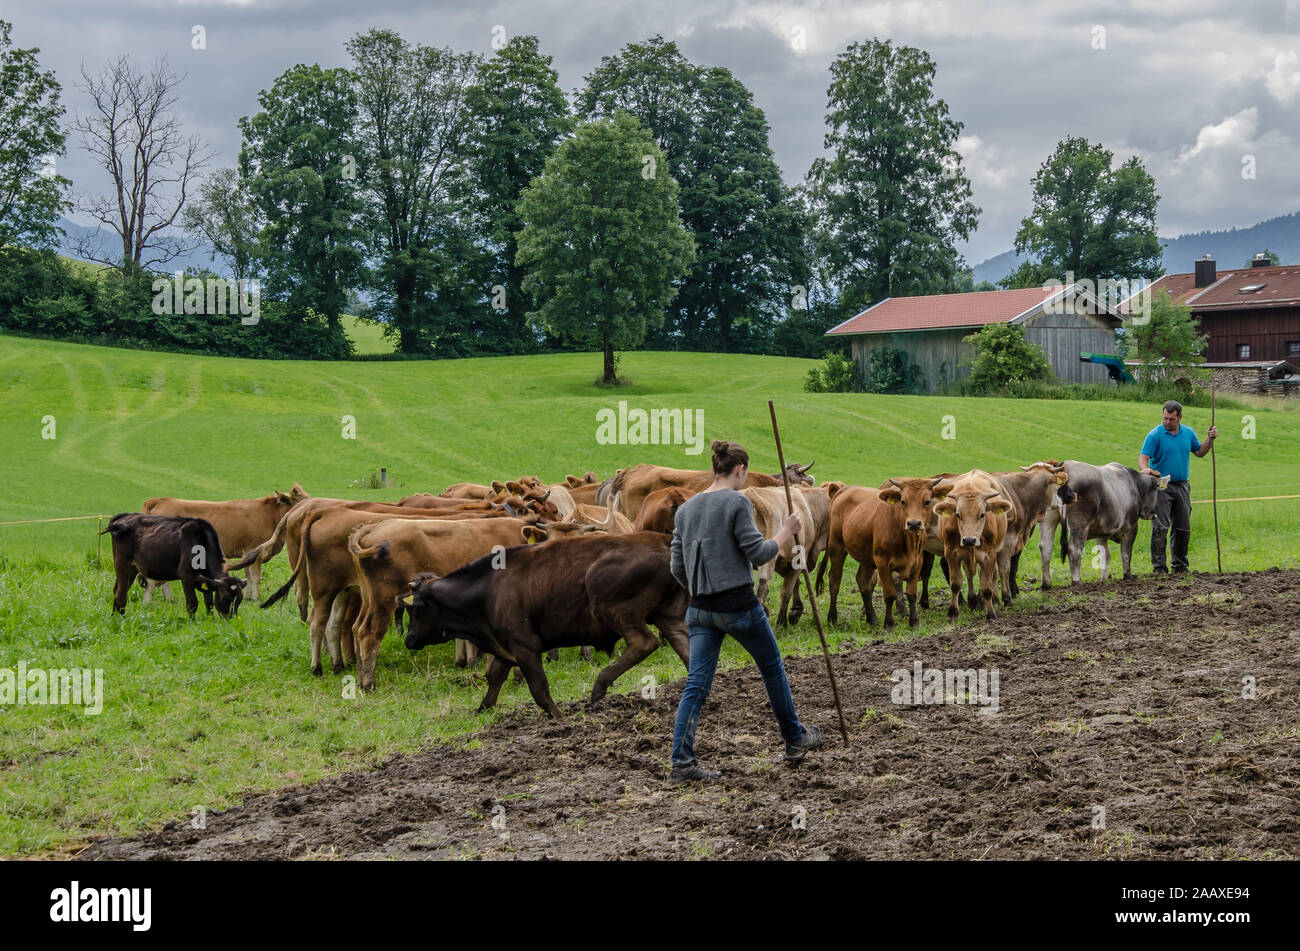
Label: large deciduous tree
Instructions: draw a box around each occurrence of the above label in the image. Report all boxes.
[0,20,69,249]
[347,29,481,354]
[516,113,694,383]
[74,55,212,273]
[806,38,979,311]
[239,64,364,328]
[181,167,261,283]
[464,34,571,355]
[1003,136,1161,289]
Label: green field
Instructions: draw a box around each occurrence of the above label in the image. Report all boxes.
[1,333,1297,856]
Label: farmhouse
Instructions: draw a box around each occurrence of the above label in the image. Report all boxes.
[826,285,1123,393]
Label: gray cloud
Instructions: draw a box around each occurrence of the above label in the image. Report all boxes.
[8,0,1297,265]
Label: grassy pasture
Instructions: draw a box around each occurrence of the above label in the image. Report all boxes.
[1,334,1297,856]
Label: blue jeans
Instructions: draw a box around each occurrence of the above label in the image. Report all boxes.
[671,603,805,767]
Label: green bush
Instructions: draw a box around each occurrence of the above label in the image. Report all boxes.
[862,346,925,394]
[804,349,860,392]
[961,323,1053,393]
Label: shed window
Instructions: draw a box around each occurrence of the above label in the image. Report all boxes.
[1237,344,1251,359]
[1289,341,1300,356]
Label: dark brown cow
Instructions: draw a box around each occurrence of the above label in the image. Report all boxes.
[347,515,547,691]
[101,513,245,617]
[400,532,690,717]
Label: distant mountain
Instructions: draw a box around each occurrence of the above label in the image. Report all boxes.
[55,217,220,276]
[971,211,1300,284]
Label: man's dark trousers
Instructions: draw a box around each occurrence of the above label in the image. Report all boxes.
[1151,480,1192,571]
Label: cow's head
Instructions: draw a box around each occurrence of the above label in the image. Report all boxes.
[400,579,449,651]
[880,476,952,534]
[522,521,597,544]
[935,491,1012,548]
[200,574,246,616]
[520,489,561,521]
[394,572,438,634]
[1135,472,1161,520]
[784,461,816,487]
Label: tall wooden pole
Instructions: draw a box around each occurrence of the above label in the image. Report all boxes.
[1211,385,1222,573]
[768,400,850,744]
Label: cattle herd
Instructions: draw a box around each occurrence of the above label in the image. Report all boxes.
[100,457,1162,717]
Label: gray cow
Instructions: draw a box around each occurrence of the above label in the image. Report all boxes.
[1037,461,1161,586]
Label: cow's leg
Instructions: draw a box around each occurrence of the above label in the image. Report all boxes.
[580,645,594,661]
[876,557,898,628]
[1097,540,1112,582]
[1068,522,1085,585]
[143,579,154,605]
[455,639,469,668]
[113,565,138,615]
[754,566,772,616]
[945,551,962,619]
[544,648,560,662]
[515,647,562,717]
[478,655,513,711]
[653,613,691,669]
[919,550,934,609]
[1120,528,1136,580]
[855,561,878,625]
[306,595,332,677]
[997,545,1014,605]
[904,568,920,628]
[965,558,980,612]
[244,560,261,602]
[356,627,385,693]
[776,568,796,627]
[591,622,659,705]
[827,549,847,625]
[1038,508,1059,589]
[181,580,200,617]
[979,553,997,619]
[323,590,351,673]
[1008,549,1021,598]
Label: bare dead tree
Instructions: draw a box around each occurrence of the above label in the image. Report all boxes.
[73,55,212,272]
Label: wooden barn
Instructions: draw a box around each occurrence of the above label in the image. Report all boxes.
[1143,254,1300,363]
[825,285,1123,393]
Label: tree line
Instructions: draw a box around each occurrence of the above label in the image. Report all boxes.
[0,21,1165,377]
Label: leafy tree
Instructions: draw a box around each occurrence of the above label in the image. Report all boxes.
[1011,137,1162,287]
[516,113,694,383]
[578,37,804,352]
[464,35,571,355]
[74,56,212,273]
[239,64,364,329]
[347,29,482,354]
[806,38,979,312]
[1126,288,1207,380]
[1244,249,1281,267]
[181,167,262,283]
[0,20,69,249]
[962,323,1053,392]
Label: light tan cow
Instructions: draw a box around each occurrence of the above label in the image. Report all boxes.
[141,485,309,600]
[934,470,1014,620]
[742,485,831,626]
[611,461,814,521]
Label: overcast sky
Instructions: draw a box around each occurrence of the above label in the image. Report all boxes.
[6,0,1299,264]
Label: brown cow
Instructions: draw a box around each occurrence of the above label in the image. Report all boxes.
[634,486,696,533]
[817,485,881,626]
[742,485,832,626]
[934,471,1013,619]
[141,485,308,600]
[400,532,690,717]
[347,516,546,691]
[611,461,815,521]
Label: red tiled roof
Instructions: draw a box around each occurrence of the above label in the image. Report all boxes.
[827,287,1063,335]
[1147,263,1300,311]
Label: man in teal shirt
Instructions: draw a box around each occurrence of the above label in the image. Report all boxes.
[1139,400,1218,573]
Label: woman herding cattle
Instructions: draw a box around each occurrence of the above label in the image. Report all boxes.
[667,439,822,783]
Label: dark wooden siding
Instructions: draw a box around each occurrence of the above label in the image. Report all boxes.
[1197,306,1300,362]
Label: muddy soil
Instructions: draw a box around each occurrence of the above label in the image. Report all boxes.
[83,570,1299,860]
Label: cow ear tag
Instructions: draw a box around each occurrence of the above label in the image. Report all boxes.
[400,593,415,606]
[1157,475,1171,490]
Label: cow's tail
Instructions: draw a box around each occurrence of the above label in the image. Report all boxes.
[1059,519,1069,564]
[260,518,310,609]
[347,527,390,563]
[140,498,160,514]
[814,550,829,596]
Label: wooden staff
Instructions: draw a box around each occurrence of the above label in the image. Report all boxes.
[1211,384,1222,573]
[768,400,849,744]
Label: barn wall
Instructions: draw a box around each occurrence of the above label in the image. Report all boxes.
[1021,309,1118,384]
[1196,307,1300,362]
[850,329,974,393]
